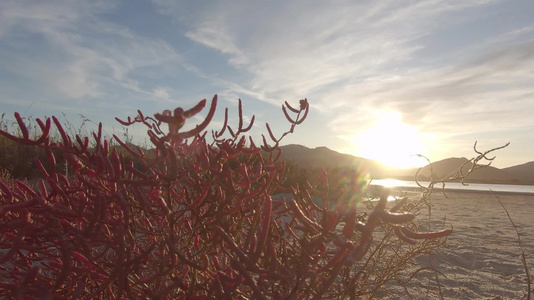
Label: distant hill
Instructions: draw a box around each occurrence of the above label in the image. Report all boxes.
[502,162,534,184]
[414,157,518,184]
[279,144,392,178]
[278,145,534,185]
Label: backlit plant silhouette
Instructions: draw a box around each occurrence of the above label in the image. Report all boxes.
[1,95,455,299]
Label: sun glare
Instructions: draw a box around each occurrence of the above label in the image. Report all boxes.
[355,111,427,169]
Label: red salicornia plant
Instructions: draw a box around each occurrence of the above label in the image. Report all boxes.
[0,95,452,299]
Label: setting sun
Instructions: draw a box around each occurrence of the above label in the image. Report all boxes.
[354,111,427,169]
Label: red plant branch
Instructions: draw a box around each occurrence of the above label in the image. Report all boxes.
[0,94,456,299]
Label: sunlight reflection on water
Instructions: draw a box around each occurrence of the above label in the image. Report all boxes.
[370,179,534,195]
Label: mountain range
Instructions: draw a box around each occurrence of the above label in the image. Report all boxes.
[279,144,534,185]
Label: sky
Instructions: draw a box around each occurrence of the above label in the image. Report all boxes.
[1,0,533,169]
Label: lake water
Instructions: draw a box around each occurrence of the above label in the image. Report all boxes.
[370,179,534,195]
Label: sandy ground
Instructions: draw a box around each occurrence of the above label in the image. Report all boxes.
[273,189,534,299]
[380,190,534,299]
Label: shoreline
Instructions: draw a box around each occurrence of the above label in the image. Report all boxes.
[385,185,534,196]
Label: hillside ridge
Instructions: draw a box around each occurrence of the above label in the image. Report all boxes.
[279,144,534,185]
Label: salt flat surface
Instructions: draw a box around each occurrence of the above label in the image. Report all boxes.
[382,191,534,299]
[274,190,534,299]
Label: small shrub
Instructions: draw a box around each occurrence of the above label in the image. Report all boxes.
[0,95,454,298]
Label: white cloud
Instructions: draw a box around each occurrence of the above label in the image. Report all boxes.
[166,1,509,104]
[153,87,170,100]
[147,0,532,167]
[325,40,534,131]
[0,0,186,102]
[486,26,534,46]
[1,0,532,167]
[185,21,248,66]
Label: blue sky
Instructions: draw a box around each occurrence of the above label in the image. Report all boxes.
[1,0,533,169]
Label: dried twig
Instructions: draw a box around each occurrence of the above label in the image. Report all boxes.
[495,194,532,300]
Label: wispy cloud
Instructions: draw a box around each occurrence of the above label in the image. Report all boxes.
[172,0,507,102]
[326,40,534,135]
[1,0,532,167]
[158,0,533,166]
[0,0,189,105]
[185,21,248,66]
